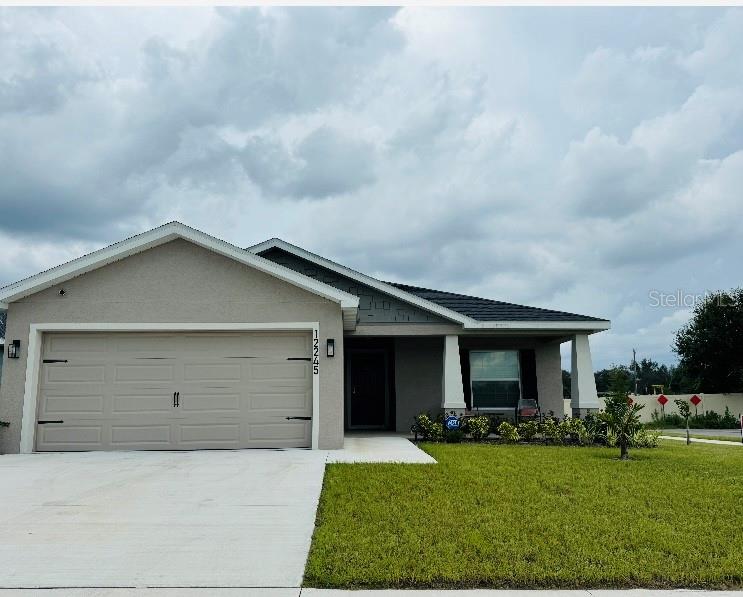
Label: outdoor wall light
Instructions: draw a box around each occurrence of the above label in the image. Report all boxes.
[7,340,20,359]
[326,338,335,358]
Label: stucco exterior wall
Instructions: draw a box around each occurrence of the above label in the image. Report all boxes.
[394,337,444,433]
[0,239,345,453]
[535,341,564,417]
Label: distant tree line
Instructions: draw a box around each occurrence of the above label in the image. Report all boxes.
[563,358,695,398]
[563,288,743,398]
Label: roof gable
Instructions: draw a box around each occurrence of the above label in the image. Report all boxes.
[259,247,449,325]
[0,223,359,329]
[249,238,610,332]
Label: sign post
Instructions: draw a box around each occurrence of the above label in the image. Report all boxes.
[690,394,701,417]
[657,394,668,420]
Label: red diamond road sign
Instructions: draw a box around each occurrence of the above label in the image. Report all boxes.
[657,394,669,406]
[690,394,702,406]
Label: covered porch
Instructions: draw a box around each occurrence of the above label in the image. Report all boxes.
[343,332,600,434]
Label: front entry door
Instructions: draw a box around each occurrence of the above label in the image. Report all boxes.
[347,350,389,429]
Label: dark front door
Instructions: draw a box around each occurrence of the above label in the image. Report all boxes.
[347,350,389,429]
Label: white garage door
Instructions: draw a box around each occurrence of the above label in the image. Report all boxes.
[35,331,313,451]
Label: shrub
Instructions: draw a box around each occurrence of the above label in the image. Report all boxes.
[632,428,660,448]
[463,416,490,440]
[411,414,444,442]
[518,420,539,441]
[496,421,520,443]
[583,412,607,444]
[444,429,465,443]
[540,418,566,444]
[560,417,585,441]
[0,421,9,428]
[606,429,618,447]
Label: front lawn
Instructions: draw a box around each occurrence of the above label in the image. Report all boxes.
[305,442,743,589]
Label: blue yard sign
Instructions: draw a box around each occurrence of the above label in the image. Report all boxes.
[444,414,460,431]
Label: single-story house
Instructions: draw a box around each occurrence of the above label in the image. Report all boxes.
[0,222,609,453]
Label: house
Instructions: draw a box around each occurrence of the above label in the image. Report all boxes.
[0,222,609,453]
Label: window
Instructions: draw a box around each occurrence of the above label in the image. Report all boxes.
[470,350,521,409]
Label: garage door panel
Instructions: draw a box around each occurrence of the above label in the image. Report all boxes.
[183,363,242,382]
[47,334,109,354]
[248,422,310,442]
[112,393,175,414]
[179,423,240,445]
[38,425,103,448]
[111,424,172,445]
[114,335,181,353]
[45,365,106,384]
[250,391,311,412]
[115,364,175,382]
[40,394,105,415]
[180,393,240,412]
[251,362,310,381]
[36,331,313,451]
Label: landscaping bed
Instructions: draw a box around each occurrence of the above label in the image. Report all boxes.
[305,442,743,589]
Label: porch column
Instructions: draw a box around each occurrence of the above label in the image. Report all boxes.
[535,341,566,418]
[442,335,466,413]
[570,333,599,416]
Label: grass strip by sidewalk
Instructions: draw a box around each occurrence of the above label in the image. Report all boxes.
[305,442,743,589]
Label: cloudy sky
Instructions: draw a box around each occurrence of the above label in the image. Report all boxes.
[1,7,742,369]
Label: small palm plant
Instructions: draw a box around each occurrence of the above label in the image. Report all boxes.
[600,369,645,460]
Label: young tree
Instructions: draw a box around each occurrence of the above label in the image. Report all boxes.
[601,368,645,460]
[674,399,691,445]
[674,288,743,393]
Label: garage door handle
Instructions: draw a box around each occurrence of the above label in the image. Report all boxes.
[285,416,311,421]
[37,420,64,424]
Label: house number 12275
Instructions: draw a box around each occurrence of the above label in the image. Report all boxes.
[312,330,320,375]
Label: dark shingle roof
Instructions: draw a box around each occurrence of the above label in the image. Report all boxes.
[387,282,606,323]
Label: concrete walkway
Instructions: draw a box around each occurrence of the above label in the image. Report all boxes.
[660,435,743,445]
[328,435,435,464]
[0,588,741,596]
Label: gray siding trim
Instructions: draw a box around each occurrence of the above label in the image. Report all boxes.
[260,248,449,325]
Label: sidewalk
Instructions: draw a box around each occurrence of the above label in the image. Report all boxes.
[660,435,743,445]
[1,588,742,596]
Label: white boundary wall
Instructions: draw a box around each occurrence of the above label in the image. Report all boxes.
[563,393,743,423]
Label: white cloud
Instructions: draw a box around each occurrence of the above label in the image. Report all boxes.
[1,7,742,369]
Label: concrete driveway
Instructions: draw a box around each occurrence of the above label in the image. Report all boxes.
[0,450,327,589]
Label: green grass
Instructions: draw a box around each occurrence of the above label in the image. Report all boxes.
[661,431,742,443]
[305,442,743,589]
